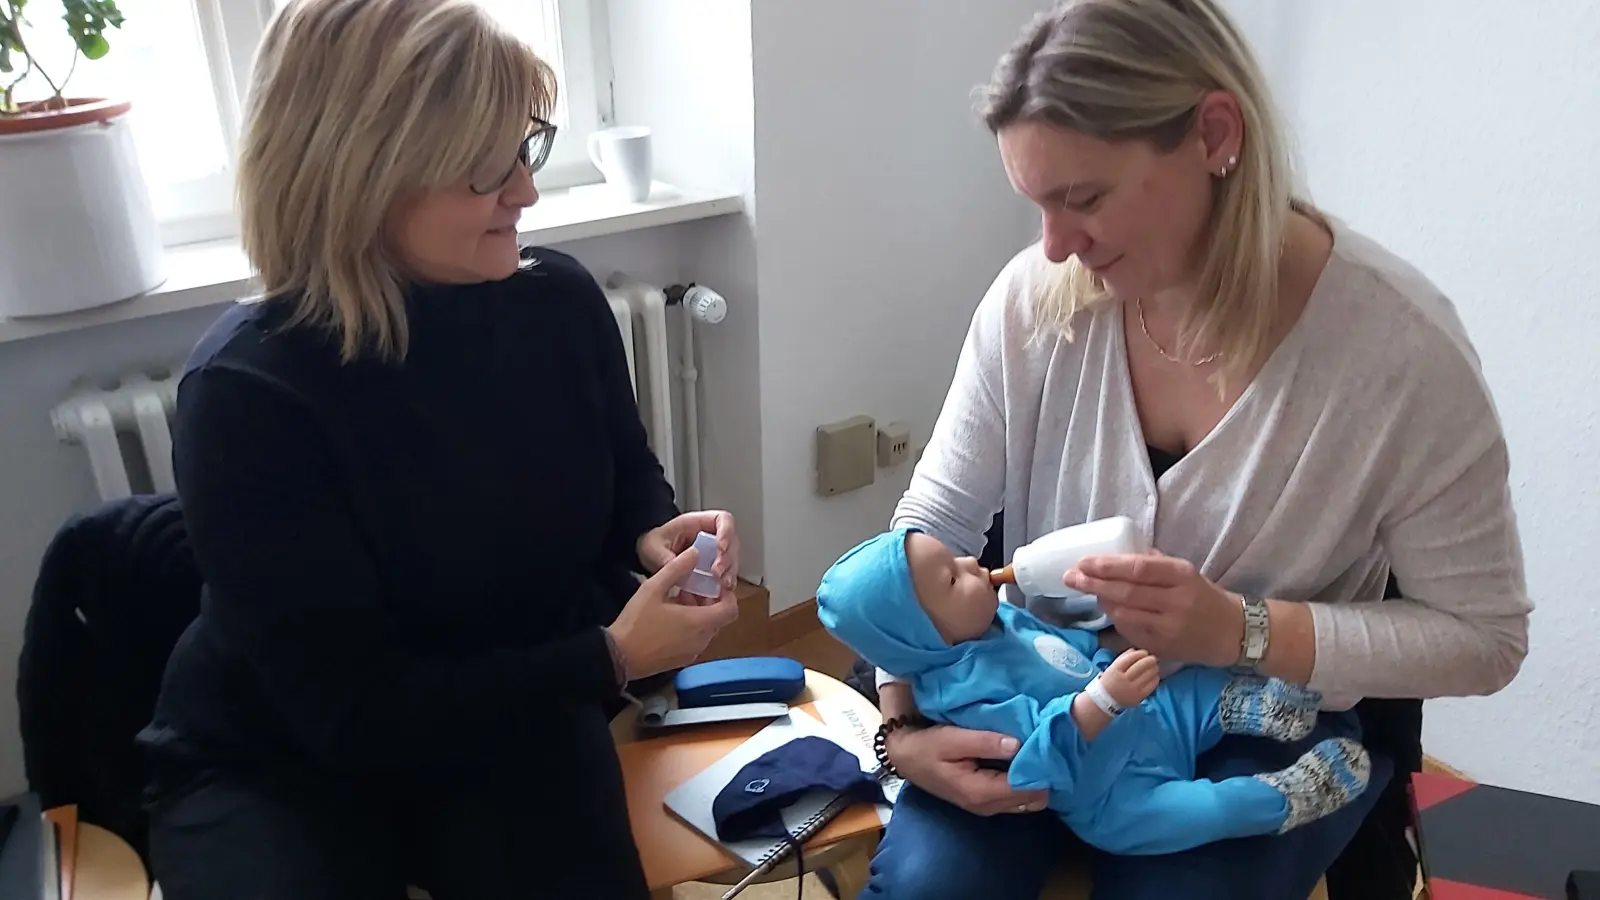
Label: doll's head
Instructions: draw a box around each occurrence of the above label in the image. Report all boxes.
[816,528,1000,678]
[903,532,1001,644]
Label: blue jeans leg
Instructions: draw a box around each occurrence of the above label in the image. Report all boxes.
[860,783,1074,900]
[1090,711,1394,900]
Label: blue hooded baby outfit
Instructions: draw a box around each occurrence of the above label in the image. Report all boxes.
[817,528,1334,856]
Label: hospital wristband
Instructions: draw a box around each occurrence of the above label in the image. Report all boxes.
[1083,675,1125,717]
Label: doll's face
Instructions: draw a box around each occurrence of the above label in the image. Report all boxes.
[905,532,1000,645]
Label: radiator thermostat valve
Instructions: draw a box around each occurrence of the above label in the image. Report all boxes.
[667,283,727,325]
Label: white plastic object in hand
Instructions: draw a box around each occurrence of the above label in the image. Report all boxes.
[995,516,1149,599]
[680,531,723,598]
[683,284,728,324]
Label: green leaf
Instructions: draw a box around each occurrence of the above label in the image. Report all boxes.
[78,31,106,57]
[0,18,17,74]
[58,0,121,68]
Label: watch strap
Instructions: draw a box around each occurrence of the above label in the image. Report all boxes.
[1234,593,1270,671]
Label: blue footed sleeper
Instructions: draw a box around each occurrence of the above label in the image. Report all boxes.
[816,528,1371,856]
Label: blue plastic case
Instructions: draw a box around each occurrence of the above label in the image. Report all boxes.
[673,656,806,708]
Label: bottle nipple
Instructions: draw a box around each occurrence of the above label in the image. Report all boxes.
[989,565,1016,586]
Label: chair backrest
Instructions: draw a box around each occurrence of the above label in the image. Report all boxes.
[16,492,201,859]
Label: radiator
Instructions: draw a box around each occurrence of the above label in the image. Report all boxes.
[52,372,179,501]
[605,278,678,496]
[54,282,682,502]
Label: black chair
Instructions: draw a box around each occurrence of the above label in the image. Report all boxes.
[16,493,202,862]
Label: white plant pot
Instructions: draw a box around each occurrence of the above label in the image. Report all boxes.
[0,100,166,318]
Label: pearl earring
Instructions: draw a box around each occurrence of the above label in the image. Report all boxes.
[1219,155,1238,177]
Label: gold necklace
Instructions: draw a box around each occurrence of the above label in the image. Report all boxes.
[1136,298,1222,367]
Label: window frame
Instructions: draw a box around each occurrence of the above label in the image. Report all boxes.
[157,0,610,247]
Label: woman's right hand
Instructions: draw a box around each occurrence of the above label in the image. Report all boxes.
[606,545,739,680]
[887,723,1050,816]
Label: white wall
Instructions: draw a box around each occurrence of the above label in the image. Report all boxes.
[605,0,766,579]
[1228,0,1600,801]
[749,0,1043,610]
[607,0,1046,608]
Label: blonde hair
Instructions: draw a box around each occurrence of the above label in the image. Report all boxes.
[979,0,1315,380]
[237,0,556,362]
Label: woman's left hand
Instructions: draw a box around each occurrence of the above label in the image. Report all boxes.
[1065,550,1242,668]
[636,510,740,603]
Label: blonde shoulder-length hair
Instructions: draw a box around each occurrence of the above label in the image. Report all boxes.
[980,0,1319,381]
[237,0,555,362]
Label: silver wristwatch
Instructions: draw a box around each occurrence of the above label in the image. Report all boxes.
[1233,594,1270,672]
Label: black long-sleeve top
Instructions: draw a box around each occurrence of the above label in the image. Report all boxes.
[140,249,677,773]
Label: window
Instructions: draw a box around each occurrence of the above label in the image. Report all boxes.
[5,0,609,246]
[472,0,606,187]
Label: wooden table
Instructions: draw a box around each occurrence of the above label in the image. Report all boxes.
[612,669,885,899]
[76,823,150,900]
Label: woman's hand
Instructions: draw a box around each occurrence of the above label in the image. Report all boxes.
[886,724,1049,816]
[1065,550,1243,669]
[607,545,739,680]
[636,510,740,604]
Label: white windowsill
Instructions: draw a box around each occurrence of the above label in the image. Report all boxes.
[0,181,744,346]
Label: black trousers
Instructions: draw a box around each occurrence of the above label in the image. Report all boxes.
[146,705,649,900]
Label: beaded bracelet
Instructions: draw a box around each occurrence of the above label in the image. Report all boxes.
[873,713,930,777]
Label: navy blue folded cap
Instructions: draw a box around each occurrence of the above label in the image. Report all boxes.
[712,736,886,842]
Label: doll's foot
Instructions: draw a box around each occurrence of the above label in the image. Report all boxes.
[1218,676,1321,741]
[1256,737,1372,832]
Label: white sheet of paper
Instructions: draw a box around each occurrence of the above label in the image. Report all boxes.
[812,697,904,824]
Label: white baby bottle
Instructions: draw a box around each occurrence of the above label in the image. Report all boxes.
[989,516,1148,628]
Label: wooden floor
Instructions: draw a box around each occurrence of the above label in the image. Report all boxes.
[774,627,857,681]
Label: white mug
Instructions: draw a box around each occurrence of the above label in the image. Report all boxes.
[587,126,653,202]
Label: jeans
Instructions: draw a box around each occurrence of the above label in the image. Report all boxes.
[861,712,1393,900]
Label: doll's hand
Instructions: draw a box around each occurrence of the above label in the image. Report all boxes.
[1102,649,1161,707]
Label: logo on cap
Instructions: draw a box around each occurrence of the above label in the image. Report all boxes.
[744,778,770,794]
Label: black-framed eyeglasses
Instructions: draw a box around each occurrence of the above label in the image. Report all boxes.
[470,117,558,195]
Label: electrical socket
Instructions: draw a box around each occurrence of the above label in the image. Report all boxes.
[816,415,877,495]
[877,422,911,467]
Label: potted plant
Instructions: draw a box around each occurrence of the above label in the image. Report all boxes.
[1,0,165,318]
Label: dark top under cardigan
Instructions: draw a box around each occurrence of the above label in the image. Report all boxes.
[138,248,677,774]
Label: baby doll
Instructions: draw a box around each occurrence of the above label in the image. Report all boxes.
[816,527,1371,856]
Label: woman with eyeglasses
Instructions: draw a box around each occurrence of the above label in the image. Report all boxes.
[136,0,740,896]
